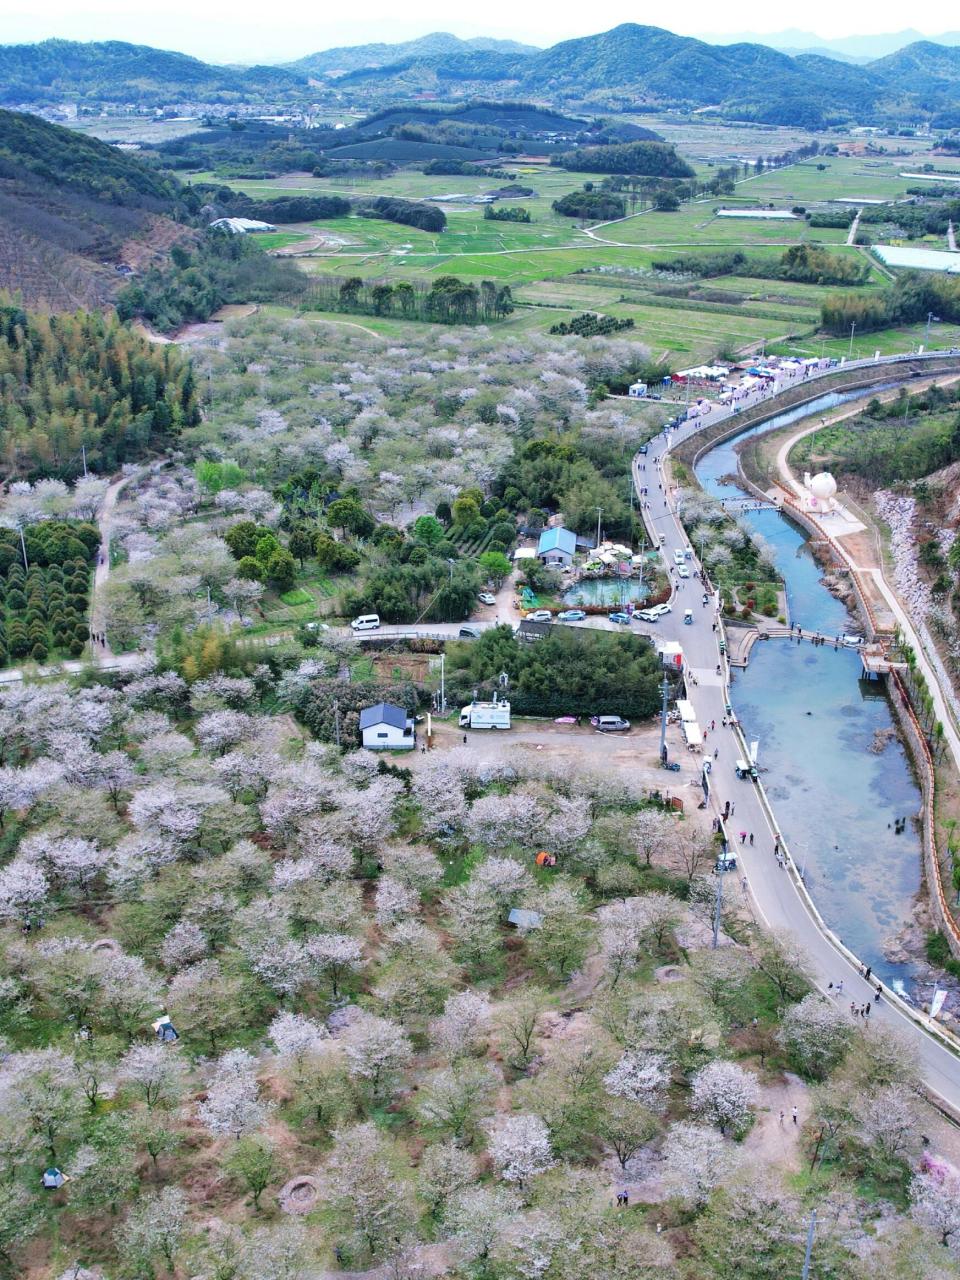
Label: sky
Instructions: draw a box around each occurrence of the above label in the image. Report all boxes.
[0,0,951,64]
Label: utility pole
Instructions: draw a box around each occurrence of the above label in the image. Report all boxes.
[81,444,88,479]
[595,506,603,551]
[333,699,341,749]
[440,652,446,715]
[848,321,857,359]
[658,672,670,765]
[801,1210,817,1280]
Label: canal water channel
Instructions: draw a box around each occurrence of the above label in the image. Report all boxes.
[695,389,923,990]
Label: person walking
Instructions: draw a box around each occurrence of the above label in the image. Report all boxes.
[740,831,747,844]
[864,966,872,983]
[730,802,736,817]
[792,1107,798,1126]
[864,1002,871,1018]
[749,832,754,846]
[836,979,843,996]
[778,1110,785,1126]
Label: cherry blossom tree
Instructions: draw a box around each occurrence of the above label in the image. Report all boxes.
[603,1051,671,1108]
[375,875,419,928]
[911,1157,960,1253]
[117,1043,189,1109]
[268,1011,329,1073]
[417,1141,478,1219]
[417,1063,498,1145]
[465,792,543,851]
[661,1121,742,1207]
[114,1186,187,1275]
[305,933,364,998]
[487,1113,555,1190]
[0,859,49,927]
[631,810,677,868]
[160,920,208,971]
[195,710,256,756]
[381,845,443,894]
[198,1049,270,1140]
[690,1060,759,1136]
[0,1048,83,1163]
[430,990,491,1060]
[326,1122,414,1259]
[341,1011,412,1099]
[779,993,855,1079]
[446,1185,518,1266]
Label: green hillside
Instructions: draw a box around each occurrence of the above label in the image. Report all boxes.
[0,110,192,310]
[0,38,307,106]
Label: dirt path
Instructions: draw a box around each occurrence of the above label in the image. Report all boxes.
[90,468,145,658]
[743,1075,812,1173]
[846,208,863,246]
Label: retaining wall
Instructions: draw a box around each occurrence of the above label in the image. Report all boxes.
[888,672,960,962]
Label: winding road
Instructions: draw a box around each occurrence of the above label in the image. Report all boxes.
[634,352,960,1114]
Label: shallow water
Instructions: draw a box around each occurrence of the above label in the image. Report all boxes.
[562,577,650,607]
[695,388,922,984]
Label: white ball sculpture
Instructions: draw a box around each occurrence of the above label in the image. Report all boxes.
[809,472,837,510]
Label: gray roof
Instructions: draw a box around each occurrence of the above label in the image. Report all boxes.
[359,702,408,731]
[508,907,543,929]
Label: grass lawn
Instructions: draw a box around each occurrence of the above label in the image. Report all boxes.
[279,587,313,606]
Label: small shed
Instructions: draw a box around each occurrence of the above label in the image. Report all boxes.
[359,702,416,751]
[628,381,648,398]
[152,1015,179,1043]
[508,907,543,930]
[537,527,577,567]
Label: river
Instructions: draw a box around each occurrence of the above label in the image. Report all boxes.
[695,389,922,990]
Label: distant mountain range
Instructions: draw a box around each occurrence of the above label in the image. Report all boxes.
[287,32,536,78]
[2,26,960,127]
[704,28,960,61]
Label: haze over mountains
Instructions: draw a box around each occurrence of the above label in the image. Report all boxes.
[704,28,960,62]
[2,24,960,127]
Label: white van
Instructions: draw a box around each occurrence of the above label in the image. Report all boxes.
[673,549,686,565]
[350,614,380,632]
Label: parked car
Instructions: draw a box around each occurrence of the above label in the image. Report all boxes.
[677,565,691,579]
[593,715,630,733]
[478,591,496,606]
[638,602,672,622]
[350,614,380,632]
[638,444,648,455]
[526,609,553,623]
[840,634,864,647]
[715,850,738,873]
[608,611,631,625]
[458,625,481,639]
[557,609,586,622]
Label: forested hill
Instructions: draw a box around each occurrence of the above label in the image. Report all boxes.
[0,38,307,106]
[0,299,199,479]
[287,31,536,77]
[0,108,178,206]
[0,110,194,311]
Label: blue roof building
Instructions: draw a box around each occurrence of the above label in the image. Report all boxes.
[537,527,577,565]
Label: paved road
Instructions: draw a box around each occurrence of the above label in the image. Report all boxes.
[634,357,960,1113]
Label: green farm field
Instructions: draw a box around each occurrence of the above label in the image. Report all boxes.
[212,144,960,362]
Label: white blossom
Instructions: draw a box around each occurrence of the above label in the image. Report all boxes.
[690,1059,759,1135]
[198,1049,270,1139]
[487,1114,555,1187]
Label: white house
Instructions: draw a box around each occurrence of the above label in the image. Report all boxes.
[628,381,648,398]
[359,702,416,751]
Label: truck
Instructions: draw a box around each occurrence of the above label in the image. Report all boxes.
[460,697,511,730]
